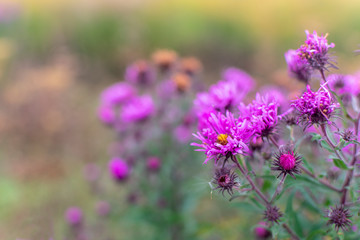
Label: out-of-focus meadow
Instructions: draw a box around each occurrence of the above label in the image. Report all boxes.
[1,0,360,239]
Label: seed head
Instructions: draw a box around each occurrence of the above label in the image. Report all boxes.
[326,205,352,232]
[212,168,238,196]
[263,205,283,224]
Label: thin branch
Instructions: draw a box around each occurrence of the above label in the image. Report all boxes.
[231,155,269,205]
[268,135,280,149]
[299,166,341,193]
[282,223,300,240]
[270,175,286,204]
[341,113,360,204]
[320,124,348,165]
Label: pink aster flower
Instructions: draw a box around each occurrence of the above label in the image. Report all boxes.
[194,68,254,114]
[156,79,176,100]
[297,30,336,71]
[97,104,116,125]
[174,111,196,143]
[285,49,312,83]
[239,94,279,138]
[328,74,358,96]
[291,85,339,127]
[146,157,161,171]
[125,60,156,86]
[254,221,272,239]
[191,111,252,164]
[100,82,136,106]
[109,158,130,181]
[65,207,83,226]
[259,86,288,111]
[194,80,243,113]
[222,67,255,94]
[121,95,155,123]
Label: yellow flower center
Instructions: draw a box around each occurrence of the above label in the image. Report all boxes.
[217,134,228,145]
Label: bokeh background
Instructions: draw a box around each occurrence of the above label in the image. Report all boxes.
[1,0,360,239]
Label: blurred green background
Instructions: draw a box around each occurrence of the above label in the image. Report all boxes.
[1,0,360,239]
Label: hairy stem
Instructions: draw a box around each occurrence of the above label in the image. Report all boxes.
[268,135,280,149]
[320,124,348,165]
[320,69,327,84]
[232,155,269,205]
[232,155,300,239]
[340,113,360,204]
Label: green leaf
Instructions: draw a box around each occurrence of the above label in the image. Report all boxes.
[336,139,346,150]
[306,228,327,240]
[294,134,311,151]
[302,157,314,174]
[320,140,333,152]
[228,194,245,202]
[330,90,353,126]
[332,158,350,170]
[310,133,322,141]
[285,191,295,213]
[285,191,304,237]
[299,188,321,213]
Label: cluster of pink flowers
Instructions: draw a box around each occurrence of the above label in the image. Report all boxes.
[297,30,335,71]
[239,94,279,138]
[194,67,255,115]
[192,71,281,164]
[291,85,339,127]
[285,49,312,83]
[98,83,154,127]
[191,30,360,237]
[285,30,336,84]
[192,111,252,164]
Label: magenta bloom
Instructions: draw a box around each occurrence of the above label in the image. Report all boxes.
[121,95,155,123]
[125,61,155,86]
[222,67,255,94]
[194,68,254,114]
[254,221,272,239]
[272,149,302,178]
[285,49,312,83]
[146,157,161,171]
[239,94,279,138]
[65,207,83,226]
[328,74,359,96]
[297,30,335,71]
[100,82,136,106]
[109,158,130,181]
[191,111,252,164]
[194,80,243,113]
[174,112,196,143]
[97,104,116,125]
[156,79,176,100]
[259,86,288,111]
[291,85,339,127]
